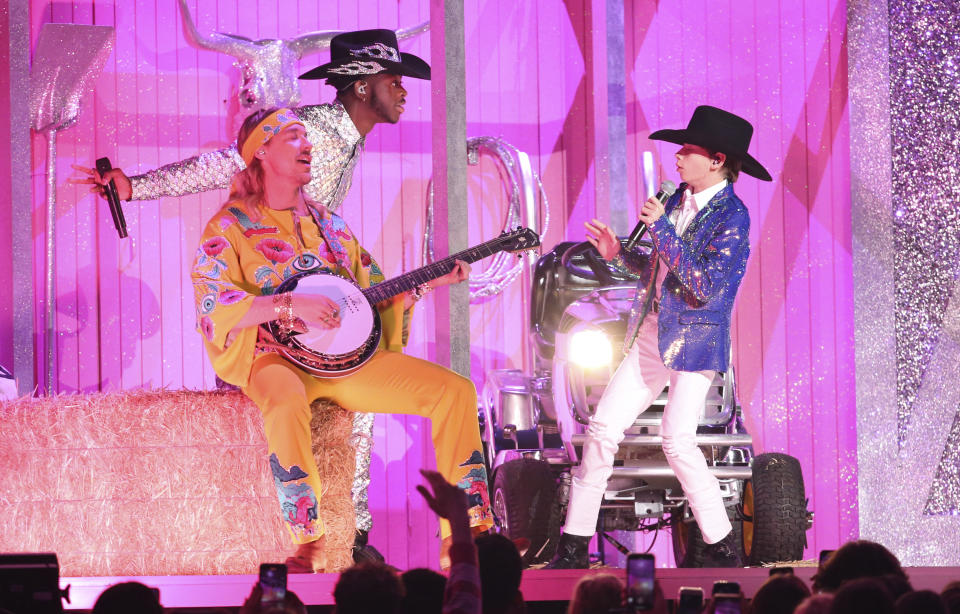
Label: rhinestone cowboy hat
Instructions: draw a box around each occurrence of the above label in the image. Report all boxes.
[649,105,772,181]
[299,29,431,82]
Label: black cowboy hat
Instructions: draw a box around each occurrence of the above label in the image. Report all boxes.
[649,105,772,181]
[299,29,431,82]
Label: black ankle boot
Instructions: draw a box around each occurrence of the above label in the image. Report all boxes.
[352,530,385,564]
[544,533,590,569]
[701,531,744,568]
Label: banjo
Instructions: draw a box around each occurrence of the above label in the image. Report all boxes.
[265,227,540,377]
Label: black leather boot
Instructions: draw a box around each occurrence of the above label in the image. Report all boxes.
[701,531,744,568]
[352,530,385,564]
[544,533,590,569]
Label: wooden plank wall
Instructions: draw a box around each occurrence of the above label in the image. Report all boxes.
[13,0,855,567]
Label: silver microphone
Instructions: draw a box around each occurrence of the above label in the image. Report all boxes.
[624,180,677,250]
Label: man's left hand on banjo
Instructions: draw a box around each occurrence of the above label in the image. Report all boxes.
[402,259,471,309]
[435,259,471,286]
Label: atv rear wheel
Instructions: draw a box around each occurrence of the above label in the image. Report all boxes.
[492,458,562,565]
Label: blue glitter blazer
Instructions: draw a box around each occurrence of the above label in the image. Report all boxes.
[616,183,750,373]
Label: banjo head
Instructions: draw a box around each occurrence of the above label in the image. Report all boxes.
[289,274,376,355]
[272,272,382,377]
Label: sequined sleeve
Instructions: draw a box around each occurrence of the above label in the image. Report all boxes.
[613,193,683,276]
[129,145,244,201]
[611,246,647,277]
[648,204,750,302]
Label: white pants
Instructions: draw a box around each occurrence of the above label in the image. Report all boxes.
[563,316,733,544]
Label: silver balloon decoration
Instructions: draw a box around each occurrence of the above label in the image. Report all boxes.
[29,23,115,395]
[424,137,549,300]
[178,0,428,113]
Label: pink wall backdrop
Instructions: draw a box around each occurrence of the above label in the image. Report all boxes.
[12,0,855,567]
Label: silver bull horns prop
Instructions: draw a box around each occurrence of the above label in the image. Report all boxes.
[177,0,428,112]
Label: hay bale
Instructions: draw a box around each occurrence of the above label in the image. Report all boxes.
[310,399,357,572]
[0,390,356,576]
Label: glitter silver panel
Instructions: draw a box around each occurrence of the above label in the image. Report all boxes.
[934,289,960,514]
[852,0,960,565]
[129,102,363,213]
[921,280,960,515]
[888,1,960,509]
[925,409,960,515]
[44,136,56,394]
[9,0,32,395]
[350,412,375,532]
[891,3,960,451]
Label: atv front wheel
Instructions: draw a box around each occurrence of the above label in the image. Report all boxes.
[742,452,809,565]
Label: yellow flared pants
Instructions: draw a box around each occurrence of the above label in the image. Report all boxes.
[244,350,493,544]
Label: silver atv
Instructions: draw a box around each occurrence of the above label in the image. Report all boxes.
[481,239,811,567]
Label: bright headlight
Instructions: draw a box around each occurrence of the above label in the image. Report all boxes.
[568,329,613,369]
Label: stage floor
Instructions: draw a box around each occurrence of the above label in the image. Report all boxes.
[62,566,960,610]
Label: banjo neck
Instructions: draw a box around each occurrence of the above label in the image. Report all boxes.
[362,235,516,304]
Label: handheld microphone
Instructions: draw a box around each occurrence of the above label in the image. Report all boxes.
[96,157,128,239]
[624,180,676,250]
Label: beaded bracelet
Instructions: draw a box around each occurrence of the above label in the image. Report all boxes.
[412,283,433,301]
[272,292,297,334]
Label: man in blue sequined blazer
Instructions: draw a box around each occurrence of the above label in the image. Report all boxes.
[547,106,772,569]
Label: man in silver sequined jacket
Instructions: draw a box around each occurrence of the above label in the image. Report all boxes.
[547,106,773,569]
[75,29,431,563]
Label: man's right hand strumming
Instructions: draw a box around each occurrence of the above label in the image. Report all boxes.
[69,164,133,201]
[227,292,342,340]
[584,218,621,261]
[291,293,342,330]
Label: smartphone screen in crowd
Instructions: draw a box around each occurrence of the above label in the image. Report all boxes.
[819,549,836,568]
[711,580,741,614]
[626,553,655,612]
[676,586,704,614]
[712,593,742,614]
[259,563,287,607]
[712,580,740,595]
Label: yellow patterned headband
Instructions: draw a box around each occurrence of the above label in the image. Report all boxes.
[240,109,304,166]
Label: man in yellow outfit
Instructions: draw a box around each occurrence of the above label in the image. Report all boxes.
[191,107,492,572]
